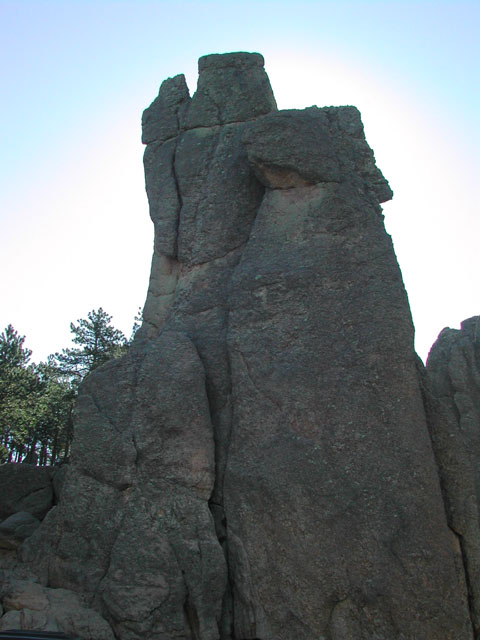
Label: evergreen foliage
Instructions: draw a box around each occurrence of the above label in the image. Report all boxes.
[0,307,140,465]
[51,308,128,383]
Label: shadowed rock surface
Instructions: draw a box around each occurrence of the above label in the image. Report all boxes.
[0,512,41,550]
[10,52,476,639]
[425,316,480,637]
[0,568,115,639]
[0,465,53,522]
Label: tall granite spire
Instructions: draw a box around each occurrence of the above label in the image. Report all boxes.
[20,52,474,640]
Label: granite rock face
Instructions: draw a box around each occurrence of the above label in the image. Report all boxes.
[426,317,480,636]
[23,333,226,640]
[18,52,475,639]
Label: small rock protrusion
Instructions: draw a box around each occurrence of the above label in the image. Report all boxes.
[183,51,277,129]
[142,74,190,145]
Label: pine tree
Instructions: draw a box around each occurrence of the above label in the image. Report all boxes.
[0,309,132,464]
[0,326,39,462]
[51,308,128,381]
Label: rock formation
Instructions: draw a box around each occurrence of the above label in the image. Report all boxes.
[0,464,56,551]
[1,52,477,639]
[0,464,55,523]
[424,317,480,635]
[0,464,112,639]
[0,572,115,639]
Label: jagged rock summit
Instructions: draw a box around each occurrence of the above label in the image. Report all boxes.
[7,53,476,639]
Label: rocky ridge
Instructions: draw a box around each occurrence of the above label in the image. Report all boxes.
[0,52,478,639]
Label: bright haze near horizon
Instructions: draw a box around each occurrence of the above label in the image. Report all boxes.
[1,0,478,364]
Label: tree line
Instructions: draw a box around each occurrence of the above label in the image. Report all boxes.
[0,307,141,466]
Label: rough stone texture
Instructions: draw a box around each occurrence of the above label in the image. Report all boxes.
[22,332,226,640]
[0,512,41,550]
[242,106,393,203]
[426,317,480,636]
[183,52,277,130]
[0,569,114,639]
[18,52,475,640]
[0,464,53,521]
[51,465,68,504]
[142,74,190,145]
[221,182,468,639]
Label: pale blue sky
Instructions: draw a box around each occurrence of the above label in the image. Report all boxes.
[1,0,479,362]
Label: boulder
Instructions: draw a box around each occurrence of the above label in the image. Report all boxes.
[0,512,41,550]
[0,465,53,521]
[0,570,114,639]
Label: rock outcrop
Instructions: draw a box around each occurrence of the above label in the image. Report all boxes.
[7,52,476,639]
[425,317,480,636]
[0,568,115,639]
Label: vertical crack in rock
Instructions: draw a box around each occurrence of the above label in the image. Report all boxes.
[417,354,478,637]
[171,137,182,260]
[131,432,140,467]
[215,274,245,640]
[450,526,477,636]
[155,54,277,637]
[190,204,264,638]
[89,390,122,434]
[175,127,222,264]
[94,508,128,603]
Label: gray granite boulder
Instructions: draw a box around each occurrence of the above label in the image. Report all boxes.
[0,570,114,639]
[0,464,53,521]
[0,512,41,549]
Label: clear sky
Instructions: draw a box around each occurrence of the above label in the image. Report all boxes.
[1,0,478,363]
